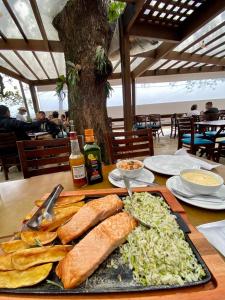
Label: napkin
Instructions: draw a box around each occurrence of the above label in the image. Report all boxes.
[197,220,225,256]
[174,148,221,170]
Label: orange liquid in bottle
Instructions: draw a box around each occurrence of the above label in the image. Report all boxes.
[69,131,87,187]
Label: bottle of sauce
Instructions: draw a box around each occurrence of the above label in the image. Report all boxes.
[84,129,103,184]
[69,130,87,187]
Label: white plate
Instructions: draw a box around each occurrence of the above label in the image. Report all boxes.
[108,168,155,188]
[166,176,225,210]
[144,155,201,176]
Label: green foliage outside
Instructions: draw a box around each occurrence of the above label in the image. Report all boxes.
[108,1,126,23]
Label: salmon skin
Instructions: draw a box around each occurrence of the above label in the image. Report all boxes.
[57,195,123,244]
[56,212,137,289]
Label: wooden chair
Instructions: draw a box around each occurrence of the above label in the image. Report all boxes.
[148,114,164,140]
[134,115,148,130]
[177,117,214,159]
[214,140,225,162]
[105,129,154,164]
[0,131,20,180]
[16,138,70,178]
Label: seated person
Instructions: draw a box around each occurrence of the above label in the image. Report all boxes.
[187,104,200,117]
[16,107,27,122]
[36,111,60,138]
[204,101,219,114]
[0,105,40,141]
[51,111,63,126]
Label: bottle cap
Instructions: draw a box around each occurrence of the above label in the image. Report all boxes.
[70,131,77,140]
[84,129,94,142]
[84,129,94,136]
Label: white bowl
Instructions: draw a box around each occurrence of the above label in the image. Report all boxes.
[116,159,144,179]
[180,169,224,195]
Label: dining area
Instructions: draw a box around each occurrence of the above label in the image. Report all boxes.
[1,125,225,298]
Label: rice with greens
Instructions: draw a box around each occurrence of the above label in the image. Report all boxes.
[120,192,206,286]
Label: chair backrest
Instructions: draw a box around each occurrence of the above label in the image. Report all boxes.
[177,117,195,146]
[148,114,161,126]
[0,131,17,155]
[105,129,154,164]
[135,115,148,125]
[17,138,70,178]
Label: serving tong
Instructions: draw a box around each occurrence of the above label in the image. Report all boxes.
[23,184,64,230]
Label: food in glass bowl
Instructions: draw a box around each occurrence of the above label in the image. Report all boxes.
[116,159,144,178]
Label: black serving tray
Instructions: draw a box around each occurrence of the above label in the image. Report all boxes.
[0,192,211,294]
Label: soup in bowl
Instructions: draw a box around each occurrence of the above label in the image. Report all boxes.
[116,159,144,179]
[180,169,224,195]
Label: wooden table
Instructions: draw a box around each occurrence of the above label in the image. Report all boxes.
[196,120,225,138]
[0,163,225,239]
[1,161,225,299]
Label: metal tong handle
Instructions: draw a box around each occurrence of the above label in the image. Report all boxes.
[43,184,64,220]
[25,184,63,230]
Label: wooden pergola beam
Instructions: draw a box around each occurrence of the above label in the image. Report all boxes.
[130,23,181,43]
[0,39,63,52]
[142,65,225,77]
[0,66,30,84]
[119,17,133,131]
[29,85,39,113]
[132,0,225,77]
[165,52,225,67]
[123,0,145,33]
[13,51,40,80]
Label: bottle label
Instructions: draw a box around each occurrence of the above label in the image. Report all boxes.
[72,165,86,180]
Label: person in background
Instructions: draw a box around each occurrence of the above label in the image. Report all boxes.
[48,114,53,120]
[36,111,60,138]
[51,111,63,127]
[204,101,219,114]
[0,105,40,140]
[187,104,200,117]
[16,107,27,122]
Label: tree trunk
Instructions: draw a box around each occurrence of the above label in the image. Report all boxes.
[53,0,111,162]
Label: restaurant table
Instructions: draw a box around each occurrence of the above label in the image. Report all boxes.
[196,120,225,138]
[28,132,51,139]
[0,161,225,240]
[0,159,225,300]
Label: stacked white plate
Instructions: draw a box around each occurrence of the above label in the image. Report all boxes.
[166,175,225,210]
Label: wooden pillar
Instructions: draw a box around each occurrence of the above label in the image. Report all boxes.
[19,81,31,119]
[29,84,39,113]
[119,17,132,131]
[131,78,136,119]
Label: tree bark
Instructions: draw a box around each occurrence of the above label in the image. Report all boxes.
[53,0,111,162]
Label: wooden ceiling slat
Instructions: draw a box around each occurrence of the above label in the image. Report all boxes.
[113,60,121,72]
[165,51,225,67]
[0,66,30,84]
[0,31,7,42]
[142,65,225,77]
[201,41,225,56]
[32,51,50,79]
[29,0,59,77]
[180,21,225,53]
[13,50,39,80]
[130,22,181,42]
[2,0,28,42]
[123,0,145,32]
[132,0,225,77]
[0,52,24,76]
[0,39,62,52]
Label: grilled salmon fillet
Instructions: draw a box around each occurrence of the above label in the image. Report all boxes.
[56,211,137,289]
[57,194,123,244]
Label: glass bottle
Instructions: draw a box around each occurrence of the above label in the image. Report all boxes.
[69,130,87,187]
[84,129,103,184]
